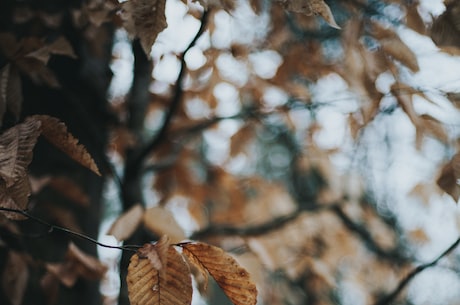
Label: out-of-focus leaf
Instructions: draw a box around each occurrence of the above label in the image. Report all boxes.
[45,242,108,287]
[121,0,167,56]
[31,115,101,176]
[280,0,340,29]
[48,176,90,207]
[431,1,460,48]
[181,242,258,305]
[372,22,419,72]
[127,239,192,305]
[437,152,460,202]
[2,251,29,305]
[108,204,144,241]
[143,206,186,244]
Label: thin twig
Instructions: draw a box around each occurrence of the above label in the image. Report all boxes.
[375,236,460,305]
[0,207,140,252]
[126,10,210,176]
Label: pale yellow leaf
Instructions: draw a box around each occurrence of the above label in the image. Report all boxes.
[127,244,192,305]
[31,115,101,176]
[181,242,257,305]
[107,204,144,241]
[143,206,186,244]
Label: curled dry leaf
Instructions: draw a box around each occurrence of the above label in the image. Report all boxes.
[121,0,167,56]
[181,242,258,305]
[127,240,192,305]
[31,115,101,176]
[107,203,144,241]
[48,176,90,207]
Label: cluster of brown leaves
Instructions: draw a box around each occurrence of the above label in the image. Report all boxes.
[127,236,257,305]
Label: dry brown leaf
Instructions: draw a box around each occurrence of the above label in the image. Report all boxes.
[0,177,31,220]
[0,117,41,186]
[437,152,460,202]
[143,206,186,244]
[31,115,101,176]
[121,0,167,56]
[405,3,426,35]
[2,251,29,305]
[107,204,144,241]
[127,242,192,305]
[181,242,258,305]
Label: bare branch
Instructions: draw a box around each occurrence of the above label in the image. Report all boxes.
[375,236,460,305]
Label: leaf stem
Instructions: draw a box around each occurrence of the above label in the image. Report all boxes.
[0,207,140,252]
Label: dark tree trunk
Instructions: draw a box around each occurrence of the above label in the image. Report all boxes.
[0,1,114,305]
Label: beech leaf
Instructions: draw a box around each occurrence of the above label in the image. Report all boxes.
[31,115,101,176]
[127,240,192,305]
[107,203,144,241]
[121,0,167,56]
[0,117,41,186]
[181,242,258,305]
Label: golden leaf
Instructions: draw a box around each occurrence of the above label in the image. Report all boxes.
[31,115,101,176]
[121,0,167,56]
[107,204,144,241]
[127,241,192,305]
[181,242,258,305]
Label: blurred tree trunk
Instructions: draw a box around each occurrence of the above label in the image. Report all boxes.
[0,1,114,305]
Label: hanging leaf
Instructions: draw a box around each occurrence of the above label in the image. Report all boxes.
[181,242,258,305]
[127,237,193,305]
[437,152,460,202]
[31,115,101,176]
[121,0,167,56]
[107,204,144,241]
